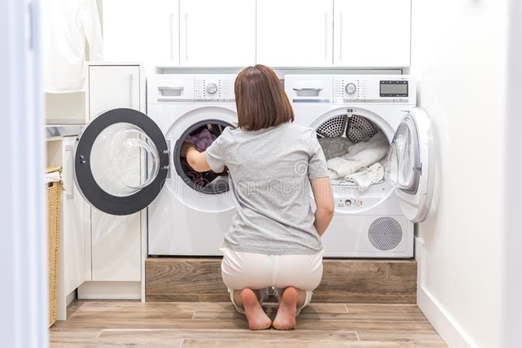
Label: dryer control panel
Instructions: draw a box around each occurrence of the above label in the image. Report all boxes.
[333,75,416,104]
[284,75,416,105]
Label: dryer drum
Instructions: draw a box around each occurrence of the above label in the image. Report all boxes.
[316,114,379,143]
[174,119,233,195]
[346,115,379,143]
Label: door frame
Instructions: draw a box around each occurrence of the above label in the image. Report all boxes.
[0,0,48,347]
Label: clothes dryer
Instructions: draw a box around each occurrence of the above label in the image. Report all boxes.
[285,75,433,258]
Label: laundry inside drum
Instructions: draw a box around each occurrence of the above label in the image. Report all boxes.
[317,114,391,192]
[176,120,231,195]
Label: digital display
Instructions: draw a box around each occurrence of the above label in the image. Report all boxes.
[380,81,408,97]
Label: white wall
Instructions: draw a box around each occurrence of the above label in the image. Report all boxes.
[410,0,508,347]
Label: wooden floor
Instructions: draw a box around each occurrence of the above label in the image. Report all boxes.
[50,301,446,347]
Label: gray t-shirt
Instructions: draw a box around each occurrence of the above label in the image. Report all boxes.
[205,122,329,255]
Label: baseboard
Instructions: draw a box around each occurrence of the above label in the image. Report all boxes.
[418,284,476,347]
[78,281,141,300]
[146,257,417,303]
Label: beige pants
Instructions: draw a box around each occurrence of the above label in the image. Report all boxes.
[220,246,324,316]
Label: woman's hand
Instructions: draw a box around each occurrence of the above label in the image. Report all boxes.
[310,177,334,237]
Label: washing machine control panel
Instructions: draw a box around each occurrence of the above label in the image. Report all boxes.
[195,75,236,102]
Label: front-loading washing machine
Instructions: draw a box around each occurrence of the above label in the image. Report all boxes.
[285,74,433,258]
[73,74,238,256]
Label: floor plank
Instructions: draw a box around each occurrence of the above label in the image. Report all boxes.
[181,339,416,347]
[96,329,358,344]
[193,310,428,322]
[49,301,446,348]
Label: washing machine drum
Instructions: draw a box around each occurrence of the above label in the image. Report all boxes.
[173,119,233,195]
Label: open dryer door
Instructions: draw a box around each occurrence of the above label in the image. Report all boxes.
[74,108,169,216]
[385,107,433,223]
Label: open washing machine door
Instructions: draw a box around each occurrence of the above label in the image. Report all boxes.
[74,108,169,216]
[385,107,433,223]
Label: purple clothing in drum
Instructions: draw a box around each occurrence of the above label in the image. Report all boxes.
[185,129,217,152]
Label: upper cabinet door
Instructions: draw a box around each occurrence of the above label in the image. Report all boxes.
[257,0,333,67]
[334,0,411,67]
[179,0,256,67]
[88,65,141,119]
[103,0,179,69]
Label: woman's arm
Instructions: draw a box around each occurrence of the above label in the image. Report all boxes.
[181,143,211,172]
[310,177,335,237]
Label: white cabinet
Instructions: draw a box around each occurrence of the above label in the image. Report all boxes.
[334,0,411,67]
[48,136,90,320]
[179,0,256,67]
[257,0,333,67]
[88,65,141,117]
[61,138,90,294]
[85,63,145,284]
[90,211,142,281]
[103,0,179,69]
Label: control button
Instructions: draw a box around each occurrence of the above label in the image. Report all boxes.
[345,199,352,207]
[206,82,218,94]
[345,83,357,95]
[338,203,344,207]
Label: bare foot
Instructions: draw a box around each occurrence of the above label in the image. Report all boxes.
[241,289,272,330]
[273,287,297,330]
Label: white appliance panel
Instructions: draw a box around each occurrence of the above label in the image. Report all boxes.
[322,215,413,257]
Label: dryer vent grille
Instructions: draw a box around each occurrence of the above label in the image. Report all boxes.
[316,115,348,138]
[368,217,403,251]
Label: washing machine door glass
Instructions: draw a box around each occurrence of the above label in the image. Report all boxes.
[74,108,169,216]
[385,107,432,223]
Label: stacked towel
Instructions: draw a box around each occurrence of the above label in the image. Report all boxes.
[45,171,61,184]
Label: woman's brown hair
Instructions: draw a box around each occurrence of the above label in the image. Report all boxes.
[234,65,294,131]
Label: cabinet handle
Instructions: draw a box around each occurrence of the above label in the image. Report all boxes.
[324,12,328,60]
[169,13,174,60]
[339,13,343,61]
[65,145,74,200]
[184,13,189,61]
[129,73,134,109]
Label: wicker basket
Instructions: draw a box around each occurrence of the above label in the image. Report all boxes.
[46,167,62,327]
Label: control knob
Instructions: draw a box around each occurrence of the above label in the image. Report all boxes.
[206,82,218,94]
[345,83,357,95]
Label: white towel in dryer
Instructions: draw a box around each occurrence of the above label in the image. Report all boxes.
[345,163,385,192]
[327,131,388,179]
